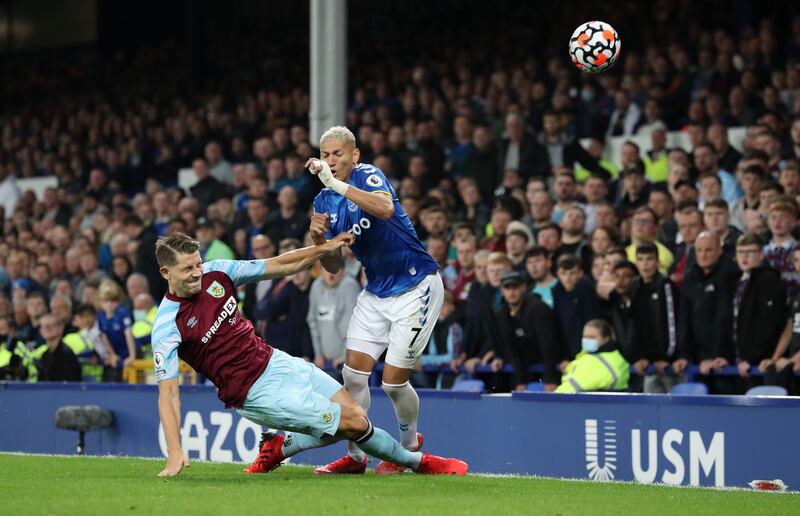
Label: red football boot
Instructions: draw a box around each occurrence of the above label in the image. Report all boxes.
[313,455,368,475]
[374,432,424,475]
[243,432,285,474]
[416,452,469,475]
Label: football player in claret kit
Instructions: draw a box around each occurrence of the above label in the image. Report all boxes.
[307,126,445,475]
[151,232,467,477]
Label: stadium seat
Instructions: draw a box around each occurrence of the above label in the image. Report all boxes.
[451,379,485,393]
[746,385,788,396]
[670,382,708,395]
[525,382,545,392]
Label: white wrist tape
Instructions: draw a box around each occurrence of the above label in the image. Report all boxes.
[312,159,349,196]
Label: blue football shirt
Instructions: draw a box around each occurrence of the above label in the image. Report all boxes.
[312,163,438,298]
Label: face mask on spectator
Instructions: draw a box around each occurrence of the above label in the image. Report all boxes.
[581,89,594,102]
[133,310,147,322]
[581,338,599,353]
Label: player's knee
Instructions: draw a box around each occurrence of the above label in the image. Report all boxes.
[336,405,369,439]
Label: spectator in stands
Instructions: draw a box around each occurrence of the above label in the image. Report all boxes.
[763,196,800,287]
[196,217,235,261]
[703,198,742,267]
[698,173,723,210]
[417,291,463,389]
[525,246,557,309]
[460,252,512,391]
[521,189,554,238]
[732,232,787,391]
[242,234,275,322]
[693,142,742,206]
[731,165,766,231]
[627,243,681,393]
[536,223,562,262]
[671,203,705,286]
[555,319,630,393]
[447,235,478,305]
[288,263,314,363]
[480,206,512,253]
[505,226,531,274]
[0,164,21,217]
[189,158,227,210]
[615,163,649,219]
[35,313,81,382]
[125,214,164,301]
[539,111,607,179]
[97,280,135,382]
[307,264,360,380]
[22,291,48,346]
[625,207,674,274]
[606,89,641,138]
[559,205,589,266]
[461,126,500,201]
[495,271,561,392]
[648,189,677,251]
[643,125,669,183]
[205,141,234,185]
[789,118,800,162]
[603,260,638,352]
[674,232,736,385]
[708,125,741,169]
[551,172,580,225]
[0,316,37,381]
[779,161,800,197]
[553,254,601,361]
[581,176,609,233]
[266,186,308,243]
[498,113,548,178]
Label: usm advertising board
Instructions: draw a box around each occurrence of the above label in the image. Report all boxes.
[0,383,798,490]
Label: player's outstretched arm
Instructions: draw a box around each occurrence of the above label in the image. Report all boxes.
[262,233,354,279]
[158,377,189,477]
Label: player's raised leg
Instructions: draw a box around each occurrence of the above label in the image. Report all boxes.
[375,273,444,475]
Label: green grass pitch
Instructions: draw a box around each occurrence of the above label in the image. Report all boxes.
[1,453,796,515]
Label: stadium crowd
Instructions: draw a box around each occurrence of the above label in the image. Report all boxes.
[1,1,800,394]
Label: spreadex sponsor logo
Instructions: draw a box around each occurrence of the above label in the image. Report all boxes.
[201,296,238,343]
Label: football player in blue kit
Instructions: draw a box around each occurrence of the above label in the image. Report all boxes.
[307,126,445,475]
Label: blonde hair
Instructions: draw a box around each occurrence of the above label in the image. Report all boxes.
[98,279,125,303]
[319,126,356,148]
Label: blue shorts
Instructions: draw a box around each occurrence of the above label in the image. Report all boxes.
[237,349,343,438]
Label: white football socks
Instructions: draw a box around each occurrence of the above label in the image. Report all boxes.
[382,380,420,450]
[342,364,371,462]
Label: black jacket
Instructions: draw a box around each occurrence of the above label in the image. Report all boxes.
[495,294,562,385]
[627,274,679,362]
[462,145,500,200]
[553,278,602,359]
[677,261,737,362]
[603,291,633,360]
[735,265,787,364]
[462,282,503,359]
[39,342,81,382]
[497,135,550,178]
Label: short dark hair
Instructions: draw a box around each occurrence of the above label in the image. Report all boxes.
[704,198,729,211]
[123,214,143,227]
[699,172,722,186]
[537,223,561,237]
[742,165,766,180]
[613,260,639,275]
[155,232,201,267]
[76,303,97,317]
[525,246,550,260]
[736,232,764,248]
[635,242,658,257]
[556,254,582,271]
[743,149,769,163]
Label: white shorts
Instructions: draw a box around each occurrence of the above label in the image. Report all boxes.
[346,273,444,369]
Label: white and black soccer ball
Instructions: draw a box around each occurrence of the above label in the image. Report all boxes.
[569,21,621,74]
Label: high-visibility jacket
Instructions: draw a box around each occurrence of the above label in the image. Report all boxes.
[63,331,95,359]
[575,159,619,183]
[643,153,668,183]
[555,348,630,393]
[0,339,38,382]
[132,306,157,355]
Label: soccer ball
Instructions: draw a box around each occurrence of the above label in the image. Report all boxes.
[569,21,621,74]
